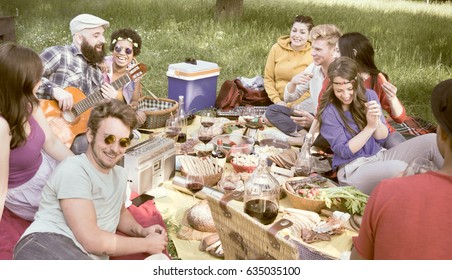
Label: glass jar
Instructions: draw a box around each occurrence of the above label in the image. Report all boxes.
[243,155,280,225]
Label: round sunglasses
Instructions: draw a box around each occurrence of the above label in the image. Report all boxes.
[104,134,131,148]
[114,45,133,55]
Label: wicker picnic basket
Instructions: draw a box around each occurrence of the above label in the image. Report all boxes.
[204,188,336,260]
[137,97,178,129]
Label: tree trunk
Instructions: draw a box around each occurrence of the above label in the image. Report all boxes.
[215,0,243,19]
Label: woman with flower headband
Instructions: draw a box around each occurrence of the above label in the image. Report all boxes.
[333,32,408,148]
[104,28,146,126]
[317,57,443,194]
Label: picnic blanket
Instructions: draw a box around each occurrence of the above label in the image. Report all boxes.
[388,116,437,139]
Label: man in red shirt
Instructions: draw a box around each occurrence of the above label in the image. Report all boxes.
[350,79,452,260]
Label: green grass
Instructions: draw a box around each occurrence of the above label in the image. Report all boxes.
[1,0,450,259]
[2,0,451,123]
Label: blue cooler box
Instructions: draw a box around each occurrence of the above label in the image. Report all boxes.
[167,60,220,113]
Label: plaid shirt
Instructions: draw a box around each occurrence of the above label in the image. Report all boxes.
[37,43,103,100]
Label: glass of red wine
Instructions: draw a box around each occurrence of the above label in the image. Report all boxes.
[200,110,215,128]
[185,173,205,203]
[164,117,181,141]
[197,126,213,156]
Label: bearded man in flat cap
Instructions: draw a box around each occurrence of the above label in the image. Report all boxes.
[37,14,117,112]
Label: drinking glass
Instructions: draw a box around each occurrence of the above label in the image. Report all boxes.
[197,126,213,156]
[200,110,215,128]
[242,106,256,123]
[184,173,205,203]
[290,103,306,137]
[402,157,437,176]
[164,117,181,141]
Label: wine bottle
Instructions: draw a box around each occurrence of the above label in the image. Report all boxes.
[176,95,187,143]
[211,139,226,168]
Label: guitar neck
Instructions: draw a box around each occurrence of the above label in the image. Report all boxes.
[73,75,131,116]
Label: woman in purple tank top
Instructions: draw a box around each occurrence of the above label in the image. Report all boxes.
[0,43,74,258]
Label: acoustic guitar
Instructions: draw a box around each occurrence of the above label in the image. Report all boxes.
[40,63,147,147]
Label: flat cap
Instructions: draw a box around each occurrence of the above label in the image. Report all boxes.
[69,14,109,35]
[431,79,452,138]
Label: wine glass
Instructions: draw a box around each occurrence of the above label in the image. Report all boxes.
[164,117,181,141]
[197,126,213,156]
[200,110,215,128]
[290,103,305,137]
[290,100,314,137]
[242,106,256,123]
[185,173,205,203]
[402,157,437,176]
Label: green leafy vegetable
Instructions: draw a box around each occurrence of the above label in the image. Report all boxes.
[317,186,369,215]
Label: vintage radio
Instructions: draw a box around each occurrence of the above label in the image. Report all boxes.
[216,106,268,120]
[120,137,176,194]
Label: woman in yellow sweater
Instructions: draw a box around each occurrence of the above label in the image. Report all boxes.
[264,15,314,106]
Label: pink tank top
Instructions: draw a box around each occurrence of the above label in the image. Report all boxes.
[9,115,45,188]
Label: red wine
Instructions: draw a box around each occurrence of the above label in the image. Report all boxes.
[177,132,187,143]
[201,121,214,128]
[187,182,203,194]
[165,127,180,138]
[244,199,278,225]
[222,185,236,192]
[198,136,212,144]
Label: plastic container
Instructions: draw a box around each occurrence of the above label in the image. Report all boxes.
[167,60,220,113]
[211,134,254,155]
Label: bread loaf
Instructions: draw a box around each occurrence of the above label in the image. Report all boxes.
[187,202,216,232]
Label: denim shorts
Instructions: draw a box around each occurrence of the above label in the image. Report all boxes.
[14,232,92,260]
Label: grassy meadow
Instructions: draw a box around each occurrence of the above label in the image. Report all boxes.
[1,0,451,123]
[1,0,450,259]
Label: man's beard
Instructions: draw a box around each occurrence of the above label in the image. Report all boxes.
[80,39,106,64]
[89,137,121,171]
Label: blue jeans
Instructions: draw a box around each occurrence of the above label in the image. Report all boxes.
[265,104,303,135]
[14,232,92,260]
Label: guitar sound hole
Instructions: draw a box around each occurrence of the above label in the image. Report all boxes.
[62,110,77,123]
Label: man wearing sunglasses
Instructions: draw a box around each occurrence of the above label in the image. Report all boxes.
[14,99,168,260]
[37,14,117,111]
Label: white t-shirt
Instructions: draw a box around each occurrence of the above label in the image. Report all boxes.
[284,62,325,114]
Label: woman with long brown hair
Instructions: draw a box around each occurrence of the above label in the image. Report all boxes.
[317,56,442,194]
[334,32,407,148]
[0,43,73,258]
